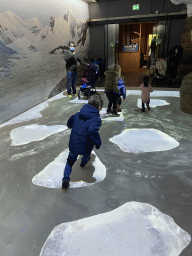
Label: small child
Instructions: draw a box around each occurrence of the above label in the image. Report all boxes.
[139,76,153,112]
[116,77,126,112]
[62,93,103,189]
[104,64,121,116]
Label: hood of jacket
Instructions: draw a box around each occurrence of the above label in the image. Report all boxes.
[79,104,99,121]
[118,78,124,86]
[104,70,119,81]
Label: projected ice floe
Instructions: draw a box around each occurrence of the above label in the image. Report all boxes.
[68,104,124,121]
[100,108,124,121]
[137,99,170,108]
[109,129,179,153]
[32,148,106,188]
[0,92,67,128]
[10,124,68,146]
[39,202,191,256]
[126,90,180,97]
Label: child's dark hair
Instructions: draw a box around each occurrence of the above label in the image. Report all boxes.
[88,93,103,110]
[68,41,75,46]
[143,76,149,87]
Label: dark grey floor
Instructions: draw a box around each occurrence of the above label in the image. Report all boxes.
[0,88,192,256]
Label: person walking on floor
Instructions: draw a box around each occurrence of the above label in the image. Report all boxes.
[104,64,121,116]
[139,76,153,112]
[64,41,89,98]
[62,93,103,189]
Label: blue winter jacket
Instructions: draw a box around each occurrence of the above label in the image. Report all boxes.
[117,79,126,99]
[67,104,102,155]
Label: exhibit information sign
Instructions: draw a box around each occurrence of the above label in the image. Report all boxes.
[122,44,139,52]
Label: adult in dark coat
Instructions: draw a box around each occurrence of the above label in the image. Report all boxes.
[49,41,89,97]
[165,45,183,82]
[64,41,89,97]
[62,93,103,188]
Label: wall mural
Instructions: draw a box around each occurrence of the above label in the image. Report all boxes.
[0,10,89,79]
[0,0,89,124]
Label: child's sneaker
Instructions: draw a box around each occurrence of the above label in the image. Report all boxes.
[62,181,70,189]
[74,94,78,97]
[112,112,120,117]
[147,105,151,110]
[141,108,145,112]
[80,156,91,168]
[107,109,112,114]
[68,95,72,99]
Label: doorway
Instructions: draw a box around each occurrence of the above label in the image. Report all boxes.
[118,21,171,72]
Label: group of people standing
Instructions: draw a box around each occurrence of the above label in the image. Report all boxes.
[61,57,153,188]
[59,39,183,188]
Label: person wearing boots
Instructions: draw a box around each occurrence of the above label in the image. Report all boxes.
[116,77,126,112]
[104,64,121,116]
[139,76,153,112]
[62,93,103,189]
[64,41,89,98]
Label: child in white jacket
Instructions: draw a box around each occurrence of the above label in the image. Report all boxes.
[139,76,153,112]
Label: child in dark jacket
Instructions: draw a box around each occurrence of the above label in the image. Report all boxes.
[62,93,103,189]
[116,78,126,112]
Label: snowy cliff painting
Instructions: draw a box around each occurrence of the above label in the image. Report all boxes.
[0,10,89,80]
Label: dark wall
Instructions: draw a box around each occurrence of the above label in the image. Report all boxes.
[90,25,105,59]
[89,0,185,20]
[169,19,186,51]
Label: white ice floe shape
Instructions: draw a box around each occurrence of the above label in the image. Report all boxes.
[39,201,191,256]
[126,90,180,97]
[101,108,124,121]
[32,148,106,188]
[10,124,68,146]
[109,128,179,154]
[137,99,170,108]
[0,92,67,128]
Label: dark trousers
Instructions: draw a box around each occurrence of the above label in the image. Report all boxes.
[168,64,178,79]
[117,95,121,105]
[62,151,92,182]
[67,71,77,95]
[142,101,150,110]
[105,91,118,113]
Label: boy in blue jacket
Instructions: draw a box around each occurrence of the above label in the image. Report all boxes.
[62,93,103,189]
[116,78,126,112]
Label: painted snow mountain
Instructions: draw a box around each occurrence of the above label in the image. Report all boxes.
[0,10,89,79]
[0,10,43,45]
[0,10,88,54]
